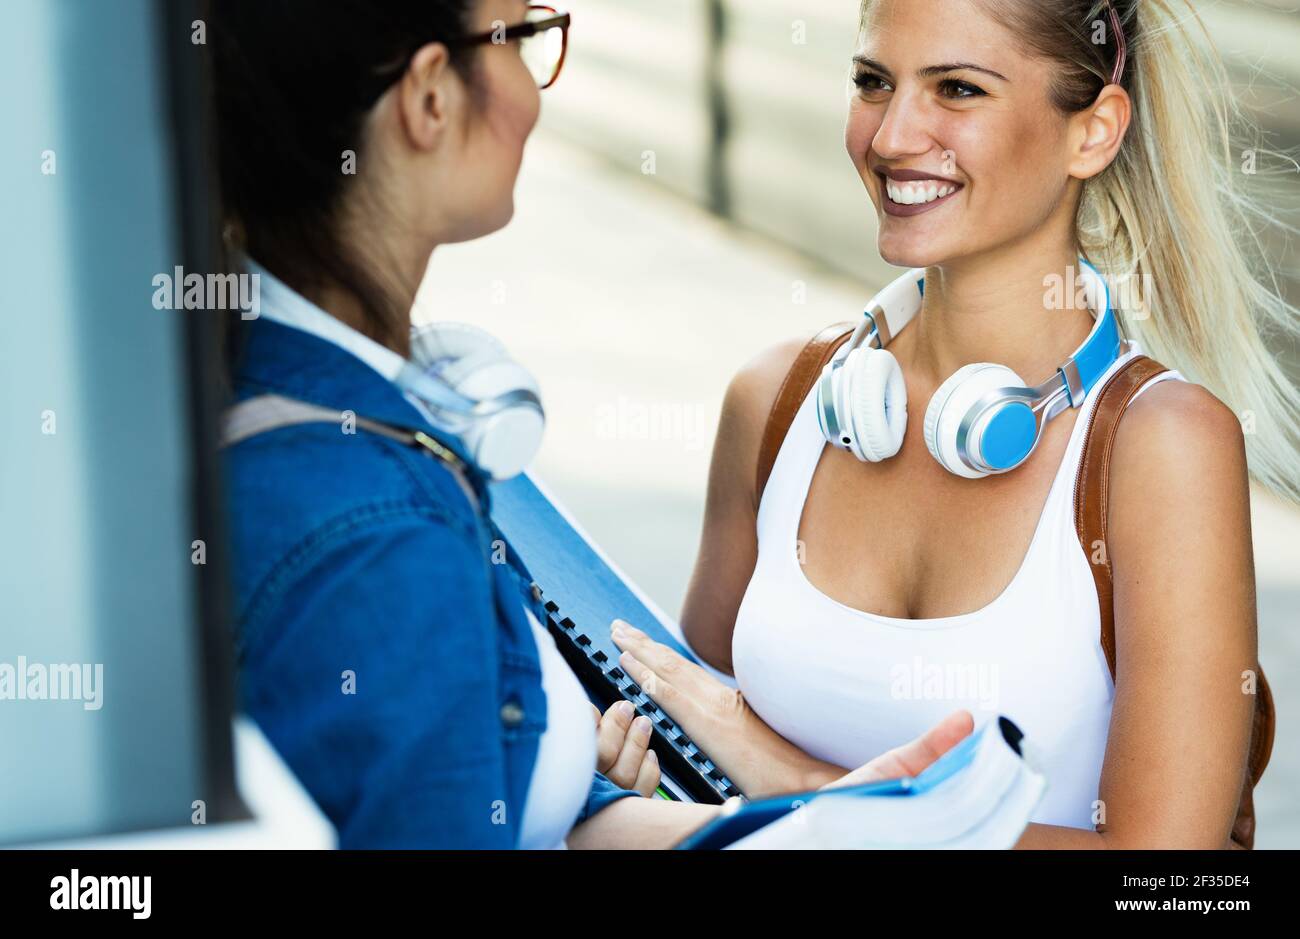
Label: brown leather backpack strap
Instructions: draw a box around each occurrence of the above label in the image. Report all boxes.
[1248,670,1275,785]
[755,322,855,506]
[1232,663,1276,848]
[1073,354,1170,677]
[1074,353,1275,848]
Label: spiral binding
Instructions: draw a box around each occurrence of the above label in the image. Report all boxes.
[538,595,743,804]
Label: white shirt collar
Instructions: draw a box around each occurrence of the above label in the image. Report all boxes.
[243,257,408,385]
[242,257,444,426]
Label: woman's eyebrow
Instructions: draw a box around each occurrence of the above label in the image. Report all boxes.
[852,56,1009,83]
[918,62,1009,82]
[852,55,893,77]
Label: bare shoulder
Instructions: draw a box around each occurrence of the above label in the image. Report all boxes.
[1108,378,1251,545]
[1111,379,1249,487]
[723,335,811,431]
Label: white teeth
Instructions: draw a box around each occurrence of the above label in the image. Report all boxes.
[885,179,958,205]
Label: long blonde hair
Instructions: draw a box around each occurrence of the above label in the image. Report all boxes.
[865,0,1300,502]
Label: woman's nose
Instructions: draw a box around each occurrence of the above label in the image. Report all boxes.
[871,90,935,161]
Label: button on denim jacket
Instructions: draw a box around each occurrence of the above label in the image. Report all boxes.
[223,319,635,847]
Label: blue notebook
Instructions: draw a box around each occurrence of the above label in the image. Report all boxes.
[489,473,740,804]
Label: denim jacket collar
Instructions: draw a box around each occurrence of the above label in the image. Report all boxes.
[233,316,490,506]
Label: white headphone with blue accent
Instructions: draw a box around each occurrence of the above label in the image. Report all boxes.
[816,258,1121,478]
[395,322,544,481]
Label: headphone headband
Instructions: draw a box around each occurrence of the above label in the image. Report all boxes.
[841,258,1120,408]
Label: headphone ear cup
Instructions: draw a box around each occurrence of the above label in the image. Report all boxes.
[923,363,1026,478]
[923,363,983,473]
[443,353,544,481]
[407,322,544,481]
[848,348,907,462]
[463,404,545,482]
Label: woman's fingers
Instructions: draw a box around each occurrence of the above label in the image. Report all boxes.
[885,709,975,776]
[595,700,636,776]
[632,748,661,798]
[592,700,661,795]
[610,620,694,709]
[615,649,673,710]
[611,619,755,770]
[610,620,687,677]
[825,710,975,790]
[607,713,657,792]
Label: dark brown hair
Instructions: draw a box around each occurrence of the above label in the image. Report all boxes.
[210,0,478,354]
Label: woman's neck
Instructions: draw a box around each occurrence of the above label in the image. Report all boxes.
[302,241,430,360]
[310,281,412,358]
[897,238,1098,388]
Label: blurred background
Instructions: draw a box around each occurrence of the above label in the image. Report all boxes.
[419,0,1300,845]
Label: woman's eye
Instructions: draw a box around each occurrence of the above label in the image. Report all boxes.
[852,72,893,94]
[938,79,986,99]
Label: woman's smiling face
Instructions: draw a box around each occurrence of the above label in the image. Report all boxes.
[845,0,1081,269]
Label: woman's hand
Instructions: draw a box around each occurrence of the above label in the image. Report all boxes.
[591,700,661,797]
[819,709,975,789]
[611,619,976,797]
[611,619,843,795]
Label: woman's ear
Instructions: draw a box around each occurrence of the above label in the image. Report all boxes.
[1068,84,1131,181]
[397,42,460,152]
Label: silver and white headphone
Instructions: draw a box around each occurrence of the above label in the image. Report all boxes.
[395,322,544,481]
[816,258,1122,479]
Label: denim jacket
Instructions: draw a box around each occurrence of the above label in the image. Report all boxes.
[223,317,636,847]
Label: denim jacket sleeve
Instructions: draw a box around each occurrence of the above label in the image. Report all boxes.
[238,502,522,849]
[581,772,639,824]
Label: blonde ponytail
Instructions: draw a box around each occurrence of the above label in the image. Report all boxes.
[1077,0,1300,503]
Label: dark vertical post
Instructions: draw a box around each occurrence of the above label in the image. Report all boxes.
[704,0,731,217]
[158,0,247,825]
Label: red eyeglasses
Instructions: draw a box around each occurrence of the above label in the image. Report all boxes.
[451,5,571,90]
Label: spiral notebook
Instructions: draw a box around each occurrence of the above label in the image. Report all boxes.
[489,472,741,804]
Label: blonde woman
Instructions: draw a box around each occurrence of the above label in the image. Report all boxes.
[613,0,1298,847]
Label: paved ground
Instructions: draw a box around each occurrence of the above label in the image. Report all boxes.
[418,133,1300,847]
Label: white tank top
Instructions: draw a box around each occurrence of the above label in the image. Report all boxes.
[519,609,599,849]
[732,341,1184,829]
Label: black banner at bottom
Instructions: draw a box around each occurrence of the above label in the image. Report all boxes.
[0,849,1283,924]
